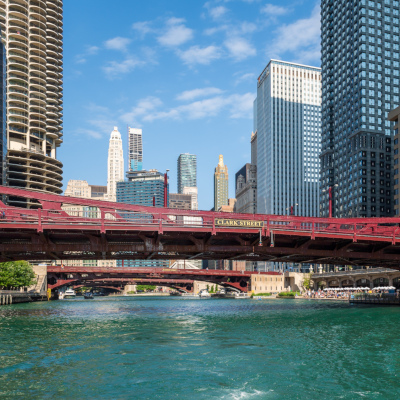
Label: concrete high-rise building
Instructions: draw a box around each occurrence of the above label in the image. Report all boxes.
[177,153,197,194]
[128,127,142,171]
[389,106,400,215]
[116,169,169,268]
[320,0,400,218]
[106,127,124,202]
[182,186,198,210]
[0,1,64,207]
[169,193,192,210]
[61,179,115,268]
[256,60,321,272]
[235,163,257,214]
[0,35,6,187]
[214,155,228,210]
[256,60,321,218]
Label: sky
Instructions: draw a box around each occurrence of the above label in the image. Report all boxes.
[61,0,321,210]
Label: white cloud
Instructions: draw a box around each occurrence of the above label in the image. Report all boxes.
[209,6,229,19]
[76,104,117,139]
[176,87,224,101]
[76,128,102,139]
[234,72,255,85]
[103,57,143,78]
[224,36,256,60]
[269,4,321,64]
[120,96,163,125]
[178,45,222,65]
[261,4,289,16]
[124,92,254,123]
[132,21,154,37]
[158,17,194,47]
[75,45,99,64]
[104,37,131,52]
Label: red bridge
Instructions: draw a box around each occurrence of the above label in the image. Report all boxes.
[46,266,271,293]
[1,186,400,267]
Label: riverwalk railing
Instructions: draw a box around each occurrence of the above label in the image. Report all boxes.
[350,293,400,305]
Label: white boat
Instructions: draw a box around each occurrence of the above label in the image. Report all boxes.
[234,292,249,299]
[199,289,211,298]
[63,288,76,299]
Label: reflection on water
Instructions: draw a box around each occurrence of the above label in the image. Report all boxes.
[1,297,400,399]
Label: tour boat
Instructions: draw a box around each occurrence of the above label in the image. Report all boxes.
[63,288,76,299]
[199,289,211,298]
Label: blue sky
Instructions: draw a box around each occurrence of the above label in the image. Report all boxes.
[61,0,321,210]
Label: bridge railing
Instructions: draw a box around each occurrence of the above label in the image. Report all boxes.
[1,185,400,242]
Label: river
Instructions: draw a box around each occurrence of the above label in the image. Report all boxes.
[1,297,400,399]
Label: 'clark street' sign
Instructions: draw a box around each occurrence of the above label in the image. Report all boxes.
[214,219,264,228]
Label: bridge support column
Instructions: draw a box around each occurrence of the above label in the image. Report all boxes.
[368,277,373,289]
[313,280,319,291]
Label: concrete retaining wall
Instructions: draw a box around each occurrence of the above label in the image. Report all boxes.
[0,290,47,305]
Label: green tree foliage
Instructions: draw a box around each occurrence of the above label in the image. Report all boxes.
[136,285,156,292]
[302,273,312,290]
[0,261,36,290]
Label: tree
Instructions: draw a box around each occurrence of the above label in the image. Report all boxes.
[0,261,36,290]
[302,273,312,291]
[136,285,156,292]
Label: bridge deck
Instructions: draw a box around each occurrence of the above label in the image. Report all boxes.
[1,186,400,267]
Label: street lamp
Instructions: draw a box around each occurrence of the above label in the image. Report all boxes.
[164,169,169,208]
[286,203,298,216]
[322,184,338,218]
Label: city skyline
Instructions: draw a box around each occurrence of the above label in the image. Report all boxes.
[60,0,321,210]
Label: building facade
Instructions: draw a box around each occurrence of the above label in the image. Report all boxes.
[106,127,124,202]
[182,186,198,210]
[61,179,115,268]
[214,155,229,211]
[116,169,169,268]
[389,105,400,215]
[177,153,197,194]
[169,193,192,210]
[320,0,400,218]
[256,60,321,272]
[256,60,321,218]
[128,127,142,171]
[0,36,6,187]
[235,163,257,214]
[0,0,64,207]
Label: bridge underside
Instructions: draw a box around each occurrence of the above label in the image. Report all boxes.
[2,229,400,267]
[47,267,254,292]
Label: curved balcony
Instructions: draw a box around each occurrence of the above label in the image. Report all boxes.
[9,102,28,112]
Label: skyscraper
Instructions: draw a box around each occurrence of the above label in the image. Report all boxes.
[214,155,229,210]
[177,153,197,194]
[128,127,142,171]
[0,1,64,207]
[320,0,400,218]
[256,60,321,218]
[116,169,169,268]
[106,127,124,202]
[0,35,6,187]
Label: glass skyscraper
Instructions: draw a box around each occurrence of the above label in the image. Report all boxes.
[116,170,169,268]
[177,153,197,193]
[128,127,143,171]
[256,60,321,218]
[320,0,400,218]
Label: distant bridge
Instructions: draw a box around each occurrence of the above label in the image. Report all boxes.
[1,186,400,267]
[46,266,278,293]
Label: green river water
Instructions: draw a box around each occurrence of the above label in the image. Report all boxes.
[1,297,400,399]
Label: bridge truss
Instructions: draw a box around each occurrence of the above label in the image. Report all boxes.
[0,186,400,267]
